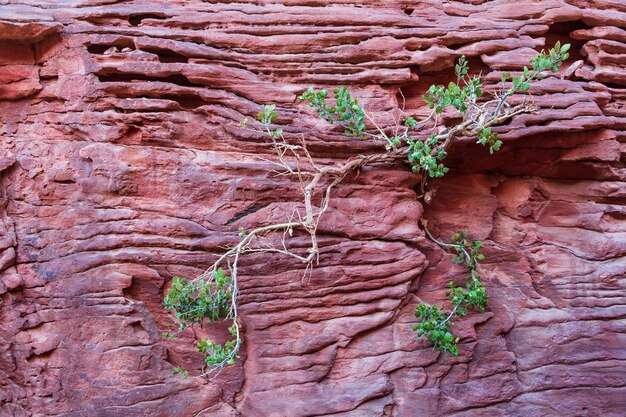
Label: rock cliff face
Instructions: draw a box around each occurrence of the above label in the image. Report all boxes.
[1,1,625,416]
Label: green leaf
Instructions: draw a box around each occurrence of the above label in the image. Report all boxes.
[404,116,417,127]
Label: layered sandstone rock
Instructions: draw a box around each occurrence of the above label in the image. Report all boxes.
[0,1,624,416]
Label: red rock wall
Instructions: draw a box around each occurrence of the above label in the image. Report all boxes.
[1,1,625,416]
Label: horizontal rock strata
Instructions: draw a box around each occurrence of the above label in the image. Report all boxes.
[0,1,625,416]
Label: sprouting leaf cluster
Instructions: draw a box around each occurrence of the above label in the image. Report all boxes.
[258,104,283,138]
[498,42,570,103]
[258,104,279,125]
[450,231,484,266]
[414,304,459,355]
[448,231,488,314]
[198,324,240,368]
[163,268,242,377]
[163,268,232,328]
[531,41,570,75]
[171,367,189,378]
[407,134,449,177]
[298,86,366,137]
[414,231,488,355]
[476,127,502,154]
[422,56,484,115]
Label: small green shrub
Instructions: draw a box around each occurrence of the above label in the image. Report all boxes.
[415,230,488,355]
[163,43,569,376]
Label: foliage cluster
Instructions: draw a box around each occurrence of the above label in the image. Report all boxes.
[163,268,241,376]
[414,230,488,355]
[163,268,232,325]
[299,86,367,137]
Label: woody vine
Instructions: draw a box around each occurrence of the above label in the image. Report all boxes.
[163,43,570,377]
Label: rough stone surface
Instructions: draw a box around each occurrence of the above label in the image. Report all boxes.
[1,1,625,416]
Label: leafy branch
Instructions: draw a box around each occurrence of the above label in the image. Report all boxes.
[162,43,569,376]
[414,226,488,355]
[162,109,402,378]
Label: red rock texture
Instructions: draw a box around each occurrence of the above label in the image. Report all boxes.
[1,1,625,416]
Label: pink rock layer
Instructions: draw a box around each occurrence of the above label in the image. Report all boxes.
[0,1,625,416]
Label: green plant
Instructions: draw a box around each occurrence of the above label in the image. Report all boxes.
[163,43,568,376]
[162,269,241,377]
[299,86,367,138]
[414,228,488,355]
[163,269,232,325]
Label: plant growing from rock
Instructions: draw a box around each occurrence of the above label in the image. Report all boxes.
[414,228,488,355]
[163,43,569,377]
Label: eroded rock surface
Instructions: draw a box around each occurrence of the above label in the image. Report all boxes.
[0,1,625,416]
